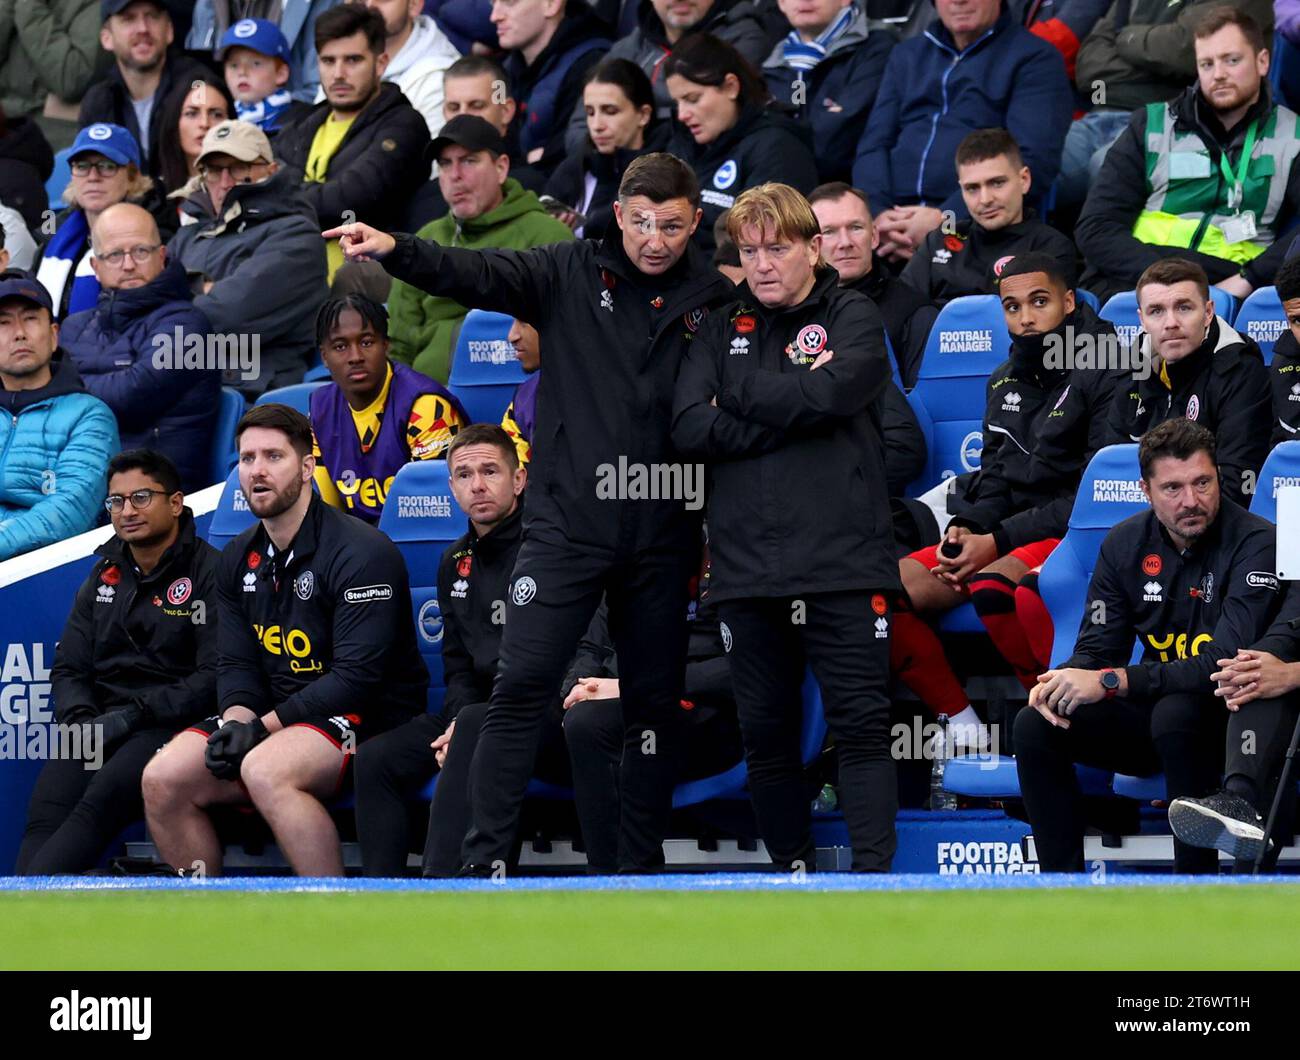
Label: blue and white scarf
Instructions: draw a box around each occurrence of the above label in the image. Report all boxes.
[781,5,855,71]
[35,210,99,319]
[236,89,295,133]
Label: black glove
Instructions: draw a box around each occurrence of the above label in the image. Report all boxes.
[204,717,269,780]
[95,705,143,748]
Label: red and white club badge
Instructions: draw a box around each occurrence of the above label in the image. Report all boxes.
[166,578,192,605]
[795,324,827,357]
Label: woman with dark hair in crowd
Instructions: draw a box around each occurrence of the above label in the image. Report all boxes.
[155,77,236,212]
[544,58,668,239]
[665,33,819,255]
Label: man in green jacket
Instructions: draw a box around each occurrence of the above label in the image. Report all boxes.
[386,115,573,382]
[0,0,102,143]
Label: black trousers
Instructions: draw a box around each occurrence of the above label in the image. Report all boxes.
[353,712,447,877]
[425,701,571,877]
[1015,692,1227,873]
[16,727,172,875]
[1225,694,1300,869]
[463,538,694,872]
[717,591,897,873]
[563,696,744,873]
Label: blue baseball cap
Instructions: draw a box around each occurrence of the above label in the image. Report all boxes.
[0,271,54,315]
[69,123,142,168]
[218,18,291,63]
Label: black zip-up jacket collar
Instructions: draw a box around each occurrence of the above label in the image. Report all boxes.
[1176,81,1275,159]
[0,357,88,414]
[672,267,900,599]
[217,493,428,727]
[50,508,219,730]
[1113,316,1272,506]
[1064,499,1279,700]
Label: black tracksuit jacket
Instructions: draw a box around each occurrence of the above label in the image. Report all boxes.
[1064,500,1279,701]
[216,494,427,728]
[380,231,734,556]
[947,302,1126,552]
[51,509,218,730]
[1104,317,1272,507]
[671,267,899,601]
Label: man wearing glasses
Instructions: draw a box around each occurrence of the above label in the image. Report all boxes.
[61,203,218,492]
[16,450,220,875]
[167,120,328,398]
[0,271,119,561]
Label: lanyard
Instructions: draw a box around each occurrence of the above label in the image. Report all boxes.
[1218,119,1258,212]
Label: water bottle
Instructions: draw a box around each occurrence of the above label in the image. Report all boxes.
[812,783,838,814]
[930,714,958,811]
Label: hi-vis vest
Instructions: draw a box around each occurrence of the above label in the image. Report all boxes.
[1133,101,1300,264]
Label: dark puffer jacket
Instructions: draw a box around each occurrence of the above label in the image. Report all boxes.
[59,255,218,491]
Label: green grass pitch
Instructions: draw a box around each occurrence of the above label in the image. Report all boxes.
[3,886,1300,969]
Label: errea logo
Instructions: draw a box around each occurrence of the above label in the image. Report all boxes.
[1290,382,1300,402]
[1143,581,1163,602]
[1001,391,1022,413]
[874,615,889,639]
[730,336,749,355]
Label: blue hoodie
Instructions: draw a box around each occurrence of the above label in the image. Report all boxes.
[60,257,217,491]
[0,359,119,560]
[851,7,1072,216]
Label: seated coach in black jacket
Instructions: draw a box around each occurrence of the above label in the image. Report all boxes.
[18,450,219,875]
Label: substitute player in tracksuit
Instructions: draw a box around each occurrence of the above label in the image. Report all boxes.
[672,183,899,872]
[326,153,734,874]
[18,450,218,875]
[142,405,427,877]
[1105,259,1271,508]
[354,424,529,876]
[1015,418,1281,873]
[893,252,1126,748]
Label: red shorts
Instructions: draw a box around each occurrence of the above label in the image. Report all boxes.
[904,537,1060,596]
[184,713,366,795]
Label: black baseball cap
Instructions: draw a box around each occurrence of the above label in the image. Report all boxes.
[0,271,54,314]
[429,115,506,161]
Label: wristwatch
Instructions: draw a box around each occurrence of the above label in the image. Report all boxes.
[1100,668,1121,699]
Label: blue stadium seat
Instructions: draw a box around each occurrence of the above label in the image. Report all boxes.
[303,363,331,382]
[1112,773,1165,802]
[204,467,257,550]
[448,310,525,424]
[1234,286,1286,365]
[45,147,72,210]
[944,754,1113,799]
[672,667,826,807]
[1098,290,1142,347]
[884,330,904,391]
[905,295,1008,493]
[1249,440,1300,523]
[1076,289,1100,313]
[210,387,245,486]
[1037,444,1148,667]
[1211,286,1239,322]
[254,381,327,414]
[378,460,470,702]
